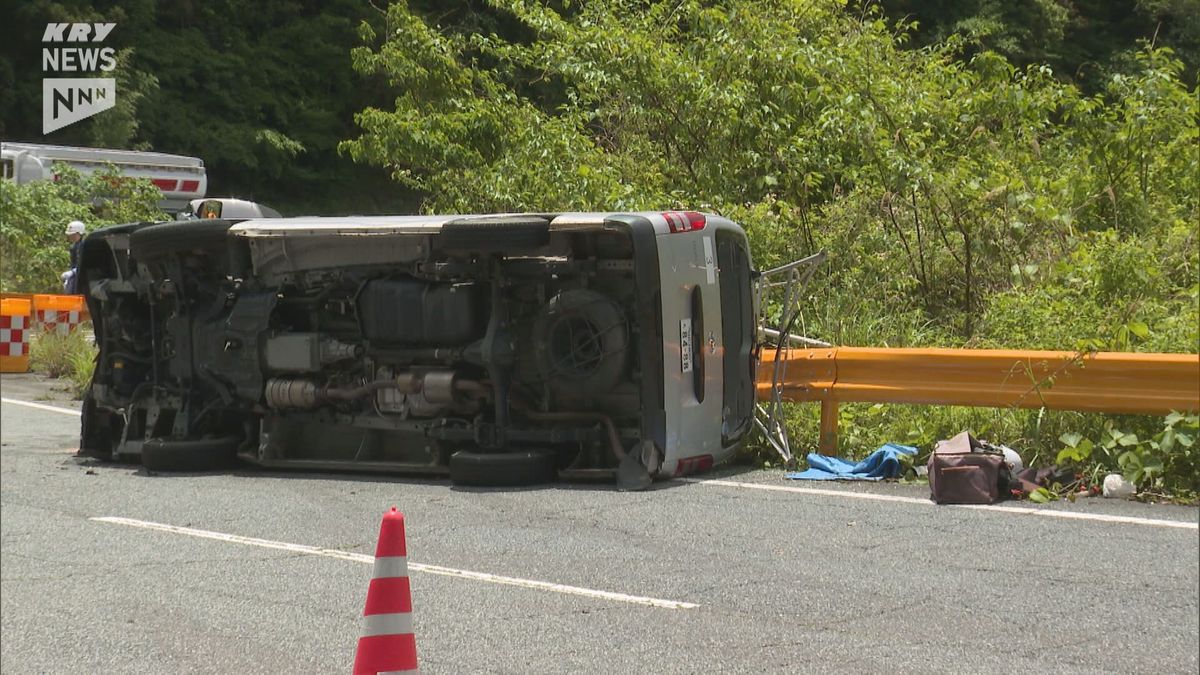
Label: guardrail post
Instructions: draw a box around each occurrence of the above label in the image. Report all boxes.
[819,399,838,454]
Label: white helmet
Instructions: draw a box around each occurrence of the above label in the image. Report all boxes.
[65,220,86,235]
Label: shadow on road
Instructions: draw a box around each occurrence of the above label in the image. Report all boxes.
[69,451,769,493]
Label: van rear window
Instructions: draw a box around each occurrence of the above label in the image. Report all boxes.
[717,231,754,443]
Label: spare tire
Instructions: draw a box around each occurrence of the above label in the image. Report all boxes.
[449,449,557,487]
[142,436,240,472]
[129,219,236,260]
[532,289,629,398]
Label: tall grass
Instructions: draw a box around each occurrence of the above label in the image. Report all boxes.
[28,325,96,399]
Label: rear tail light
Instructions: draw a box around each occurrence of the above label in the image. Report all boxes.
[673,454,714,476]
[663,211,706,233]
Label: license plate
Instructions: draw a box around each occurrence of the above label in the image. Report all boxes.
[680,318,693,373]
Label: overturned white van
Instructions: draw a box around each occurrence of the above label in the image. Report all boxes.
[76,212,814,488]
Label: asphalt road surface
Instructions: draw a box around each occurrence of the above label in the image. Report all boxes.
[2,374,1197,673]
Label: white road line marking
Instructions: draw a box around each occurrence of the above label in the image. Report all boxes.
[685,479,1198,530]
[687,479,932,505]
[1,397,81,416]
[89,517,699,610]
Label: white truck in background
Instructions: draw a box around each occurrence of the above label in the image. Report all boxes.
[1,141,207,214]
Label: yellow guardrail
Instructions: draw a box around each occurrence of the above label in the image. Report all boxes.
[756,347,1200,452]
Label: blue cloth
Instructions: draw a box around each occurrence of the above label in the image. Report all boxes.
[785,443,918,481]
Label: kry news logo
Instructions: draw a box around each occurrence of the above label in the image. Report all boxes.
[42,22,118,134]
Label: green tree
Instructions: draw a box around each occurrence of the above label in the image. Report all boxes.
[343,0,1195,342]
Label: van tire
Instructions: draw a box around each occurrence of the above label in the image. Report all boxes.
[439,217,550,251]
[449,449,557,487]
[533,289,629,397]
[129,219,234,260]
[142,436,239,472]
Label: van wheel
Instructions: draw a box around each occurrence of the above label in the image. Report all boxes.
[449,449,557,487]
[129,219,234,259]
[142,436,239,472]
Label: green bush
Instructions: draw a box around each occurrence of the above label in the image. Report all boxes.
[1058,413,1200,500]
[980,229,1199,353]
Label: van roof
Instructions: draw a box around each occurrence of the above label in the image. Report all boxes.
[229,212,735,236]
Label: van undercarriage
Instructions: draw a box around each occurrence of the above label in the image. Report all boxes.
[79,216,666,487]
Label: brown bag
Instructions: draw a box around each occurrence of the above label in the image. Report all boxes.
[928,431,1005,504]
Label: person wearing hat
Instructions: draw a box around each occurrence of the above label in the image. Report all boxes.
[61,220,85,294]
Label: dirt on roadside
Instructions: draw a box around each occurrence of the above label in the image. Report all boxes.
[0,373,83,404]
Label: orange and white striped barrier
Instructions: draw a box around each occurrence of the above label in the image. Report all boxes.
[0,297,33,373]
[353,507,418,675]
[32,294,89,335]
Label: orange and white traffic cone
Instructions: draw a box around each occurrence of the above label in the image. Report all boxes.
[353,507,418,675]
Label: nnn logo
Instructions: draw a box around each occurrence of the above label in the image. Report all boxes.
[42,22,117,134]
[43,78,116,134]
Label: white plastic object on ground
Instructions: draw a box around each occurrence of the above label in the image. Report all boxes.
[999,445,1023,474]
[1102,473,1136,498]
